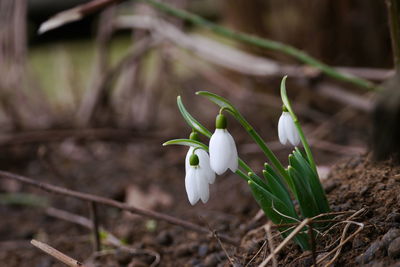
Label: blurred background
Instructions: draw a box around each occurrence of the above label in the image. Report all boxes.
[0,0,394,265]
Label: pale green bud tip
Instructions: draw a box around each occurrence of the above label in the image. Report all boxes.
[189,154,199,166]
[189,131,200,141]
[215,114,227,129]
[248,180,252,185]
[282,105,288,112]
[248,172,253,177]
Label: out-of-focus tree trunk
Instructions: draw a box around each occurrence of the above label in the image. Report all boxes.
[222,0,390,68]
[0,0,52,130]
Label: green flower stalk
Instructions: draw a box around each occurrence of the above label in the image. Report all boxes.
[164,76,330,251]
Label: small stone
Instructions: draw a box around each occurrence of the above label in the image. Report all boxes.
[115,249,132,265]
[128,259,148,267]
[316,252,330,266]
[242,240,260,255]
[376,183,386,191]
[323,180,338,193]
[386,212,400,223]
[297,251,313,267]
[382,228,400,247]
[175,242,198,257]
[156,231,173,246]
[190,259,202,267]
[352,236,366,249]
[388,237,400,258]
[356,240,384,264]
[198,244,208,257]
[204,253,219,267]
[360,186,369,196]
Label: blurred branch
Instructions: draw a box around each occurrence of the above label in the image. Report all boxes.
[139,0,377,90]
[76,36,155,127]
[115,16,373,113]
[39,0,378,91]
[0,128,160,146]
[0,170,239,245]
[387,0,400,73]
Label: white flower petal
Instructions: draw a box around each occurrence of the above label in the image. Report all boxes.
[209,129,232,175]
[195,168,210,203]
[226,132,238,172]
[285,113,300,146]
[185,147,195,173]
[187,148,215,184]
[185,167,199,205]
[278,113,288,145]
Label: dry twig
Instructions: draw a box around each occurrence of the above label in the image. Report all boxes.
[0,170,238,245]
[31,239,87,267]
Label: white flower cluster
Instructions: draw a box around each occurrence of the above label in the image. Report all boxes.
[185,114,238,205]
[185,109,300,205]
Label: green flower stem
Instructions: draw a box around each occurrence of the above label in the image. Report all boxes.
[138,0,377,91]
[293,120,317,174]
[280,76,317,173]
[225,110,292,187]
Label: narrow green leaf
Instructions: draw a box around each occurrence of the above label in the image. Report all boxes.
[248,172,271,192]
[288,166,320,218]
[264,163,293,192]
[177,96,212,138]
[291,149,330,213]
[163,139,208,151]
[262,169,294,214]
[248,180,310,250]
[248,180,298,224]
[196,91,237,114]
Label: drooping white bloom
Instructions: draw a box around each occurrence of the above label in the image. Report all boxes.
[185,147,215,184]
[209,129,238,175]
[185,153,211,205]
[278,111,300,146]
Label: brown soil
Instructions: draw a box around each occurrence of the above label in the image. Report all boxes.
[0,140,400,266]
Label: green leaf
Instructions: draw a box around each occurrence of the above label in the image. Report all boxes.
[248,180,310,250]
[265,163,293,192]
[177,96,211,138]
[287,166,320,218]
[291,149,330,213]
[262,169,294,214]
[163,139,209,151]
[248,180,298,224]
[196,91,237,114]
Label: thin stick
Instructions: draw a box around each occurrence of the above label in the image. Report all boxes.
[315,221,364,266]
[46,207,161,266]
[0,170,238,245]
[204,221,235,266]
[89,202,101,252]
[259,218,311,267]
[31,239,87,267]
[265,222,277,267]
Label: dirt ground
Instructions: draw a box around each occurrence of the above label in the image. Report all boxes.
[0,129,399,267]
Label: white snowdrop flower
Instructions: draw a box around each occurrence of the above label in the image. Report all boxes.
[185,147,216,184]
[209,114,238,175]
[185,154,210,205]
[278,111,300,146]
